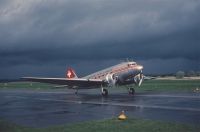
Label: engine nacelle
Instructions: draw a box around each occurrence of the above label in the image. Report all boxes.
[134,75,140,84]
[106,74,118,86]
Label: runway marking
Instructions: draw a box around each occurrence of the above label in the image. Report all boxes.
[4,95,28,99]
[5,95,200,112]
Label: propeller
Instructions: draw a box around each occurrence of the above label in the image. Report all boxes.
[134,70,143,86]
[138,72,144,86]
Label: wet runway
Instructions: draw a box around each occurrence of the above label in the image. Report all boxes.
[0,89,200,127]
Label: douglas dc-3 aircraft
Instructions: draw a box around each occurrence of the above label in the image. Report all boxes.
[22,61,144,96]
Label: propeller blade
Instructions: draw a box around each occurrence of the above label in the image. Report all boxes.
[138,73,143,86]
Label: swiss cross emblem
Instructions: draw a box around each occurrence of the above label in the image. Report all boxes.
[67,70,72,78]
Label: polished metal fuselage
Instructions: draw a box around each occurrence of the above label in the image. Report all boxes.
[83,61,143,86]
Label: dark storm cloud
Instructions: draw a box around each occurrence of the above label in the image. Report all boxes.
[0,0,200,78]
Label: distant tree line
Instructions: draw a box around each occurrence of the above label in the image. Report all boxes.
[143,71,200,79]
[176,70,200,79]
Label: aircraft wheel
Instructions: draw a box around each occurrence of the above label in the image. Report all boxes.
[102,88,108,96]
[75,89,78,94]
[129,88,135,95]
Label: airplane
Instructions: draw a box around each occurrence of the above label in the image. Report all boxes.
[22,61,144,96]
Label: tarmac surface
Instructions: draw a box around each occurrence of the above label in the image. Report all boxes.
[0,89,200,127]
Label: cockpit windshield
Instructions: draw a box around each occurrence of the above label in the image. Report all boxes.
[128,62,136,67]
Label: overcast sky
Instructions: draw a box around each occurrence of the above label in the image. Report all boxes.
[0,0,200,79]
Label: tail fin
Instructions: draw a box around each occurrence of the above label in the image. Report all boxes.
[66,68,78,79]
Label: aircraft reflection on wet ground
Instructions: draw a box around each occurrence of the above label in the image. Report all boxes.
[0,89,200,127]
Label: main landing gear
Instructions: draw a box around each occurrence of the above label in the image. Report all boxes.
[101,87,135,96]
[101,87,108,96]
[128,87,135,95]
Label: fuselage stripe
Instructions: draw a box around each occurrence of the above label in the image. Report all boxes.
[91,65,137,79]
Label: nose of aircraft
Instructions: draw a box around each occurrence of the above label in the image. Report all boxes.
[137,65,143,71]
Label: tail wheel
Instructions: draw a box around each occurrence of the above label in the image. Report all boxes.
[75,90,78,94]
[102,88,108,96]
[129,88,135,95]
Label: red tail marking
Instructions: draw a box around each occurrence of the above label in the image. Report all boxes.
[66,68,76,79]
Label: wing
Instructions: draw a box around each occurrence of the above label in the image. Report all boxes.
[143,76,156,80]
[21,77,106,89]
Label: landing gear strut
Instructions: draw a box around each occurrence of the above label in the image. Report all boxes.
[128,88,135,95]
[75,89,78,94]
[101,88,108,96]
